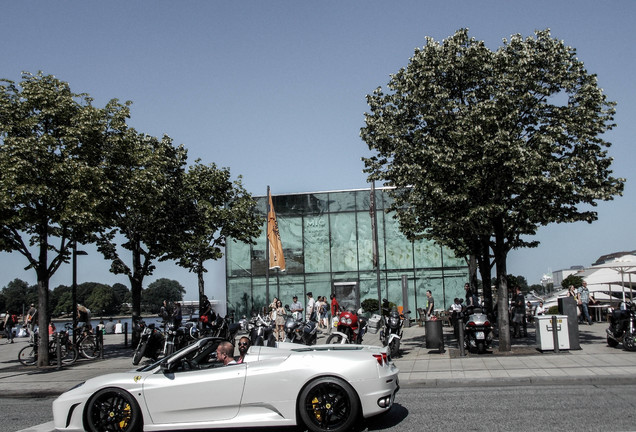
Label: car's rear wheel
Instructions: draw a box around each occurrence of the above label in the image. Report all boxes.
[298,377,360,432]
[85,387,142,432]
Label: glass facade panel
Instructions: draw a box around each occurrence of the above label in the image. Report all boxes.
[304,274,332,301]
[304,214,331,273]
[357,211,374,271]
[226,237,252,278]
[382,214,414,270]
[278,215,304,274]
[414,240,442,268]
[226,188,468,316]
[330,212,358,272]
[277,275,305,307]
[329,190,357,212]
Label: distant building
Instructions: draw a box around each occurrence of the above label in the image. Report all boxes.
[225,188,468,317]
[552,266,584,288]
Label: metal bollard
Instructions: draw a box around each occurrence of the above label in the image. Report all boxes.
[551,315,560,354]
[458,321,466,356]
[124,322,128,348]
[56,332,62,370]
[98,331,104,359]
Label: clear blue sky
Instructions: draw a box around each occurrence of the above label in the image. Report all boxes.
[1,1,634,301]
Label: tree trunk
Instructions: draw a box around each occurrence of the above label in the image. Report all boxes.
[494,218,511,352]
[37,238,50,367]
[479,236,493,316]
[129,244,144,347]
[197,259,205,312]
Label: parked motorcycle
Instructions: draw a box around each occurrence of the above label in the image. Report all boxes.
[326,308,368,344]
[379,307,410,358]
[283,306,318,345]
[248,313,277,347]
[463,308,494,354]
[607,302,636,351]
[132,321,165,365]
[163,321,200,356]
[204,313,242,343]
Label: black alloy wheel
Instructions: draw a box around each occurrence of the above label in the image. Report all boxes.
[298,377,360,432]
[85,387,142,432]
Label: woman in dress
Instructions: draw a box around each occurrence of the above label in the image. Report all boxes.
[275,300,286,341]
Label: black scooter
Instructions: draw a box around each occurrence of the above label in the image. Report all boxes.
[283,306,318,345]
[607,302,636,351]
[463,308,494,354]
[248,313,276,347]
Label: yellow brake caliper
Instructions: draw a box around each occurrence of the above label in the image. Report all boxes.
[117,403,131,429]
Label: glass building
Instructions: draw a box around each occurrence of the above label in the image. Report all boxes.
[225,188,468,316]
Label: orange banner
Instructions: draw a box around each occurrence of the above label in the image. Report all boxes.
[268,191,286,271]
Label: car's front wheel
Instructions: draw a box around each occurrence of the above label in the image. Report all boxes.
[298,377,360,432]
[85,387,142,432]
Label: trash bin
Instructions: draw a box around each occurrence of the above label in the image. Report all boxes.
[425,319,444,353]
[535,315,570,351]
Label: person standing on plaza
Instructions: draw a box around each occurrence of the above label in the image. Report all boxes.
[330,294,340,329]
[274,300,286,341]
[578,281,593,325]
[25,303,38,343]
[314,296,324,328]
[4,311,15,343]
[306,292,315,322]
[425,290,435,319]
[172,301,182,327]
[290,295,303,320]
[512,287,526,338]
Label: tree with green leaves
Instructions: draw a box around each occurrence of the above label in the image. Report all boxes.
[361,29,624,351]
[0,278,35,314]
[561,274,584,290]
[166,161,261,312]
[0,72,129,365]
[142,278,185,314]
[95,130,190,338]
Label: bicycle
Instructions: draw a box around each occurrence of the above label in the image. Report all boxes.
[18,329,78,366]
[74,324,101,360]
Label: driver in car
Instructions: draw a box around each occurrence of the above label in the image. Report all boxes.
[216,341,237,366]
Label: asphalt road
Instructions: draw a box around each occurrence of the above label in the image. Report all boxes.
[6,383,636,432]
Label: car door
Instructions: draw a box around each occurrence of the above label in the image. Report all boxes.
[142,363,247,425]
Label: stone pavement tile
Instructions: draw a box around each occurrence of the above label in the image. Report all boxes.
[449,358,464,371]
[482,358,503,370]
[464,369,493,379]
[427,359,451,371]
[506,368,535,378]
[426,371,453,380]
[460,358,487,370]
[527,368,552,377]
[496,358,527,369]
[407,371,427,382]
[412,360,429,372]
[489,369,512,378]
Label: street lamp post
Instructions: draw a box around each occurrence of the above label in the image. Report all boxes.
[72,241,88,345]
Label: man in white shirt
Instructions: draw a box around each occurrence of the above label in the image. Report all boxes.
[306,292,315,322]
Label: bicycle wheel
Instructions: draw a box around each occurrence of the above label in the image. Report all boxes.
[61,343,79,365]
[18,345,38,366]
[80,335,100,360]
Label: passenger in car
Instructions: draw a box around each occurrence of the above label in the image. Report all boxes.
[236,337,250,364]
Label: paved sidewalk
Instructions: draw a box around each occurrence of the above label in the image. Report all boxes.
[1,318,635,400]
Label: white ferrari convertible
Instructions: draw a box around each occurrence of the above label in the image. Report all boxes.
[53,337,399,432]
